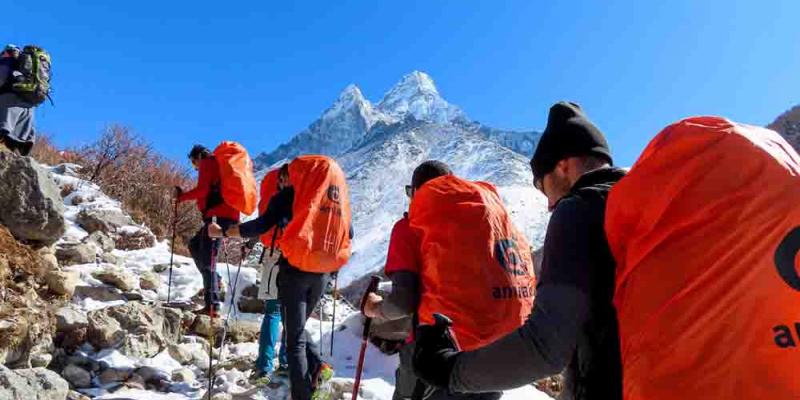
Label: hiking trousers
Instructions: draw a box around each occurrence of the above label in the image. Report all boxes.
[255,299,288,373]
[278,263,329,400]
[188,218,236,308]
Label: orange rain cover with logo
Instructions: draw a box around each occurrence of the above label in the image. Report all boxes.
[258,168,281,246]
[409,175,536,351]
[212,141,258,215]
[280,155,352,273]
[605,116,800,399]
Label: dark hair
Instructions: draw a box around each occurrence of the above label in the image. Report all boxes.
[412,160,452,189]
[279,163,290,177]
[188,145,211,160]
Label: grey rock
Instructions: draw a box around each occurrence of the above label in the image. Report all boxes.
[101,253,119,265]
[138,271,160,291]
[133,366,169,383]
[0,152,66,246]
[87,312,125,349]
[51,163,82,177]
[83,231,115,253]
[55,306,89,332]
[75,209,132,235]
[45,270,80,297]
[0,364,70,400]
[55,243,96,266]
[124,373,146,390]
[171,368,195,383]
[121,291,144,301]
[114,229,155,251]
[237,297,266,314]
[152,263,169,273]
[30,353,52,368]
[62,364,92,388]
[73,286,124,303]
[98,368,132,385]
[92,267,137,291]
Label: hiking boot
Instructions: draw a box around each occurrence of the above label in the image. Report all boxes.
[275,364,289,377]
[311,363,334,400]
[248,370,272,386]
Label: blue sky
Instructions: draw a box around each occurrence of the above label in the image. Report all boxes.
[6,0,800,166]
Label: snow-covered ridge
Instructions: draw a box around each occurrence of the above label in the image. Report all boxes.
[254,71,538,168]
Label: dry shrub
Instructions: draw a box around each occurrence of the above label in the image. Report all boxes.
[71,125,202,247]
[29,133,64,166]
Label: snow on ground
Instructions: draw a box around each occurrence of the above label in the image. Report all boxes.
[44,164,552,399]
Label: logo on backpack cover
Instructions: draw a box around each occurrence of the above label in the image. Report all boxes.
[775,226,800,292]
[327,185,341,203]
[494,239,528,276]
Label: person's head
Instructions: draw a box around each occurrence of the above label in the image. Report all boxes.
[187,145,211,170]
[406,160,452,198]
[278,163,290,190]
[1,44,19,59]
[531,101,612,210]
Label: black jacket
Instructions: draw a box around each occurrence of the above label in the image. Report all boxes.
[450,167,626,400]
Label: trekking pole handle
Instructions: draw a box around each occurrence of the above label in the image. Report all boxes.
[359,275,382,314]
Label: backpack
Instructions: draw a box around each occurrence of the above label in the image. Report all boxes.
[605,116,800,399]
[210,141,257,215]
[409,175,536,351]
[11,45,51,106]
[280,155,352,273]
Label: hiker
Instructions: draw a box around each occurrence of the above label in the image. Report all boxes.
[364,160,537,400]
[176,144,241,317]
[209,156,352,400]
[412,102,625,400]
[0,44,46,156]
[250,168,289,385]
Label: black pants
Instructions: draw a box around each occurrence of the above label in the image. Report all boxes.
[278,262,329,400]
[188,218,236,308]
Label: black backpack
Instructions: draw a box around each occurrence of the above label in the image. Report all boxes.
[11,45,51,105]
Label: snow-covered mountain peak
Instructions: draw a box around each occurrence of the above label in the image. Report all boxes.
[321,83,372,121]
[377,70,466,124]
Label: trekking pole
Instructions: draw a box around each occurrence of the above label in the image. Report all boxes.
[352,275,381,400]
[206,219,219,400]
[330,274,338,357]
[216,243,253,371]
[167,196,179,304]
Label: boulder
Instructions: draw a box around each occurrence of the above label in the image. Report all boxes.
[152,263,169,273]
[237,297,266,314]
[94,303,183,358]
[134,366,169,383]
[45,270,80,297]
[191,315,224,338]
[167,343,193,365]
[51,163,82,177]
[100,253,119,265]
[30,353,52,368]
[67,390,91,400]
[121,291,144,301]
[75,209,133,235]
[83,231,115,253]
[62,364,92,388]
[171,368,195,383]
[229,320,261,343]
[139,271,161,291]
[35,245,59,271]
[55,306,89,333]
[98,368,132,385]
[114,228,155,251]
[124,373,146,390]
[58,327,88,351]
[55,243,96,266]
[73,285,124,303]
[87,312,125,349]
[0,365,70,400]
[92,267,137,291]
[0,152,66,246]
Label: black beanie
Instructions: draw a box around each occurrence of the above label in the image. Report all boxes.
[531,101,612,180]
[412,160,452,189]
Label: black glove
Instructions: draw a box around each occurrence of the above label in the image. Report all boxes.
[174,186,183,197]
[413,313,461,389]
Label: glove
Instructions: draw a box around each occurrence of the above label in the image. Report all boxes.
[174,186,183,197]
[244,238,258,250]
[413,313,461,389]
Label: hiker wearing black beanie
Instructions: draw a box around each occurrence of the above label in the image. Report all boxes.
[413,102,627,400]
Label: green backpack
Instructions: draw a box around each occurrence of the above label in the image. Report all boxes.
[11,45,51,106]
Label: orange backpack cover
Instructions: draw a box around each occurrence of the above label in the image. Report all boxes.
[258,169,281,247]
[280,155,352,273]
[409,175,536,351]
[605,116,800,399]
[212,141,258,215]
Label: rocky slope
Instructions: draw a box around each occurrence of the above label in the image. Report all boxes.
[768,104,800,153]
